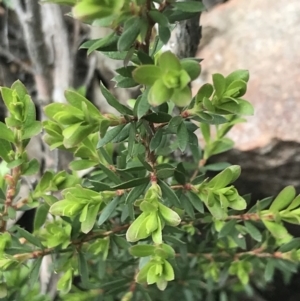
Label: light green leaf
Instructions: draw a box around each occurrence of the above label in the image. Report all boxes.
[0,122,14,142]
[132,65,162,86]
[270,186,296,212]
[212,73,226,99]
[158,51,181,71]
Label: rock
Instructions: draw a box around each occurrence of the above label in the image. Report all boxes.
[195,0,300,151]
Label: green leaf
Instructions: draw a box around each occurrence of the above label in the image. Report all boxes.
[244,221,262,242]
[187,191,204,213]
[17,226,43,247]
[172,1,206,13]
[97,124,125,148]
[78,252,89,287]
[171,86,192,107]
[144,112,172,123]
[23,159,40,176]
[158,25,171,44]
[81,204,100,233]
[133,65,162,86]
[203,162,231,171]
[263,221,292,244]
[158,51,181,71]
[148,79,172,106]
[85,33,119,54]
[149,10,169,27]
[209,167,234,189]
[22,121,42,140]
[270,186,296,212]
[6,158,24,169]
[111,177,150,190]
[226,70,249,86]
[136,89,150,119]
[100,83,133,115]
[159,179,181,207]
[130,245,156,257]
[98,197,120,226]
[69,159,97,171]
[65,90,100,117]
[28,257,43,288]
[174,163,186,185]
[167,116,182,133]
[115,66,136,78]
[212,73,226,99]
[264,260,275,282]
[247,196,273,213]
[181,59,201,81]
[118,17,142,51]
[99,163,121,184]
[177,122,188,152]
[218,220,236,238]
[0,122,14,142]
[113,75,139,88]
[287,195,300,210]
[0,139,12,162]
[125,183,149,204]
[150,129,163,152]
[34,203,50,232]
[279,238,300,252]
[200,123,210,143]
[196,83,214,104]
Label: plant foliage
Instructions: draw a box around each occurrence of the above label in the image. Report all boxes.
[0,1,299,301]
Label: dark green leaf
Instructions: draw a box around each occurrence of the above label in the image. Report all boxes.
[150,129,163,151]
[157,168,174,179]
[219,220,236,238]
[177,122,188,152]
[98,197,120,226]
[187,191,204,213]
[115,66,136,78]
[158,25,171,44]
[34,203,50,232]
[97,124,125,148]
[118,17,141,51]
[264,260,275,282]
[143,112,172,123]
[167,116,183,133]
[125,183,149,204]
[28,257,43,288]
[0,122,14,142]
[23,159,40,175]
[278,238,300,252]
[0,139,12,162]
[159,179,181,206]
[244,221,262,242]
[100,83,133,115]
[137,88,151,119]
[111,177,150,190]
[78,252,89,287]
[113,75,139,88]
[99,163,121,184]
[247,196,274,213]
[17,227,43,247]
[172,1,206,13]
[137,50,154,65]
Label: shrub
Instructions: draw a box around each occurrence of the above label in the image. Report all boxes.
[0,1,299,300]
